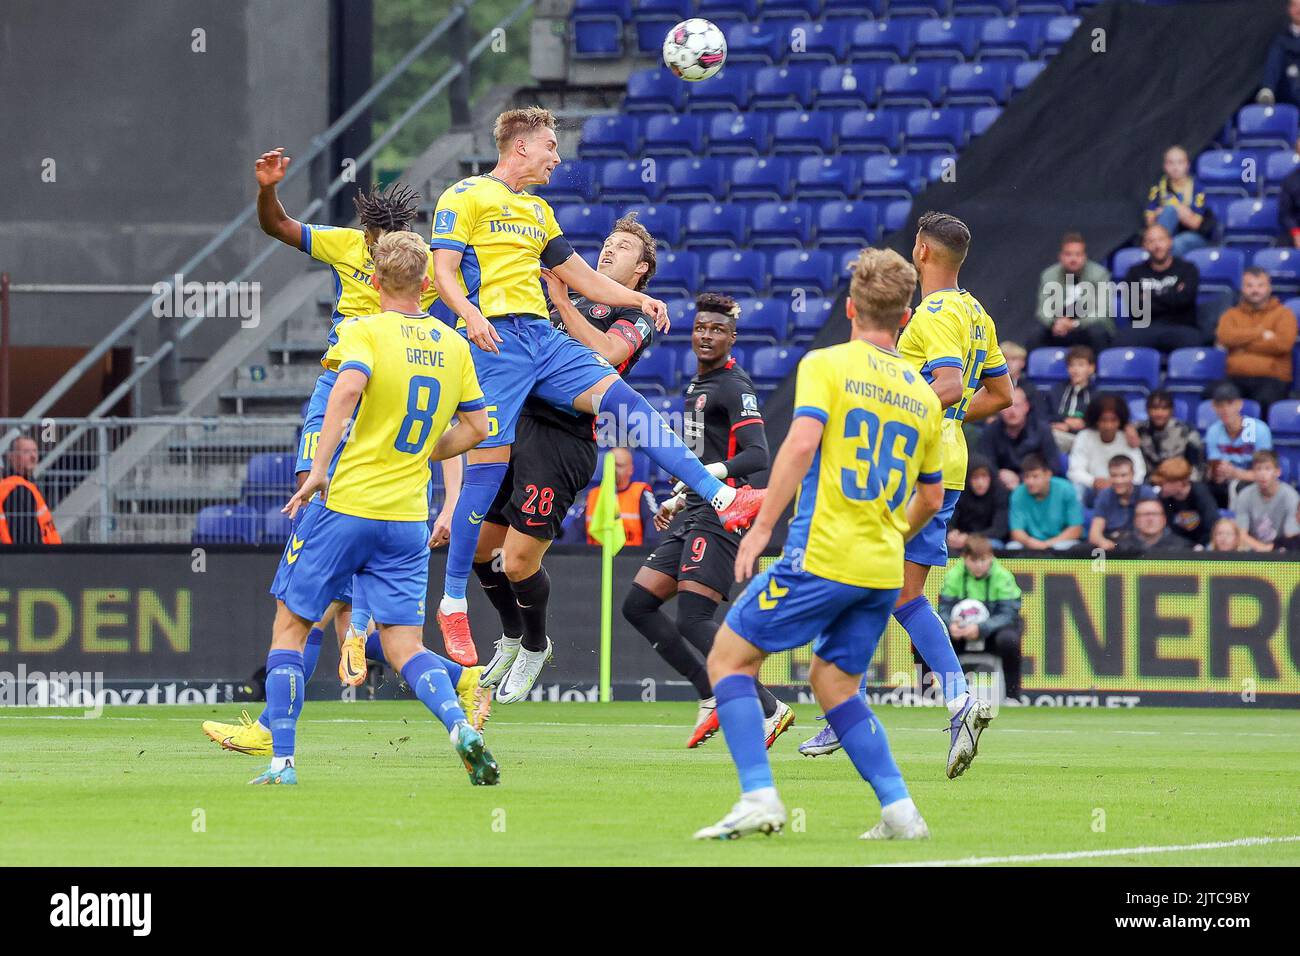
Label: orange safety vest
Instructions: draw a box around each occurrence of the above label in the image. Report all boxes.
[585,480,651,547]
[0,475,62,545]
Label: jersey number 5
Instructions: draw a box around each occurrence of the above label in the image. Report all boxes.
[394,375,442,454]
[841,408,918,509]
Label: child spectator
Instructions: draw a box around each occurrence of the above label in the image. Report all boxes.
[1087,455,1158,552]
[1118,498,1192,553]
[1033,233,1115,354]
[1234,449,1300,551]
[981,386,1061,490]
[949,457,1010,550]
[1143,145,1214,257]
[1214,268,1297,413]
[1047,345,1095,453]
[1136,388,1204,478]
[1210,517,1249,552]
[937,535,1025,699]
[1116,224,1203,353]
[1067,394,1146,504]
[1153,456,1219,548]
[1205,382,1274,507]
[1007,453,1084,551]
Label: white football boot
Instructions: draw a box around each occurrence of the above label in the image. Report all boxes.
[694,791,787,841]
[861,802,931,841]
[480,636,521,688]
[495,638,553,704]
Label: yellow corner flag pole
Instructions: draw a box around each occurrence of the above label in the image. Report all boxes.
[588,451,626,702]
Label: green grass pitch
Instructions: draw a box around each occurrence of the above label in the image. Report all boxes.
[2,702,1298,866]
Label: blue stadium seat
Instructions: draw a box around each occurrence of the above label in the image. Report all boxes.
[647,250,700,298]
[1252,247,1300,294]
[815,64,883,108]
[1013,61,1046,91]
[627,345,679,394]
[1236,104,1300,151]
[625,68,686,111]
[580,115,641,158]
[904,109,967,152]
[838,109,903,153]
[724,21,787,64]
[790,20,854,63]
[860,154,924,198]
[662,298,697,340]
[697,0,759,24]
[623,203,683,248]
[643,114,707,155]
[1197,150,1266,198]
[1111,246,1148,277]
[796,155,862,198]
[646,393,687,424]
[881,198,912,234]
[1224,198,1279,251]
[555,204,616,244]
[728,156,795,200]
[664,157,727,201]
[889,0,946,16]
[1020,0,1074,13]
[602,159,665,202]
[946,62,1010,105]
[749,345,800,384]
[750,200,816,247]
[765,0,825,18]
[1126,396,1149,424]
[977,17,1043,59]
[1265,150,1300,193]
[850,20,917,62]
[242,452,296,511]
[913,18,981,62]
[707,112,773,154]
[685,202,748,248]
[880,62,945,107]
[634,19,671,55]
[1268,399,1300,445]
[772,110,836,153]
[771,249,836,295]
[1185,247,1246,295]
[926,154,954,183]
[736,298,791,343]
[791,296,835,341]
[1165,347,1226,394]
[684,67,755,111]
[751,66,816,110]
[193,504,260,545]
[542,161,598,202]
[823,0,887,16]
[705,249,769,296]
[1042,15,1082,54]
[1278,445,1300,483]
[572,12,626,59]
[1027,346,1069,385]
[260,507,292,546]
[970,106,1003,137]
[1097,346,1161,394]
[817,199,881,247]
[1198,398,1262,432]
[575,0,630,12]
[633,0,691,16]
[952,0,1016,14]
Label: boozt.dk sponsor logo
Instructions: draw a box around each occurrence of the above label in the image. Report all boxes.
[50,886,151,936]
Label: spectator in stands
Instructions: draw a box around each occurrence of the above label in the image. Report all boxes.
[1211,516,1250,552]
[1153,456,1219,548]
[937,535,1025,700]
[1256,0,1300,108]
[1215,267,1297,412]
[1002,340,1027,385]
[1007,453,1084,551]
[1033,233,1114,354]
[1143,146,1214,258]
[1047,345,1096,453]
[583,448,656,546]
[1137,389,1205,478]
[1118,498,1192,553]
[949,457,1010,550]
[1234,450,1300,550]
[1067,394,1146,504]
[1116,224,1204,352]
[0,435,61,546]
[1087,455,1158,552]
[981,386,1061,490]
[1205,382,1274,506]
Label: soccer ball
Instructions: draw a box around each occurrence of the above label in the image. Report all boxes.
[663,19,727,82]
[950,599,990,628]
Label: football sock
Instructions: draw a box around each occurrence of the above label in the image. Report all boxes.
[364,632,386,665]
[755,682,779,720]
[350,575,371,634]
[401,651,467,732]
[595,378,734,510]
[674,590,719,658]
[825,695,908,808]
[265,649,305,758]
[473,560,524,639]
[714,673,773,794]
[301,627,323,682]
[508,567,551,653]
[624,585,712,699]
[442,462,509,602]
[894,595,968,704]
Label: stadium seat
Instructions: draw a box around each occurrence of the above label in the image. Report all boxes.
[1111,246,1148,277]
[642,114,707,156]
[772,110,836,153]
[697,0,759,24]
[579,115,640,159]
[1197,150,1267,198]
[970,106,1003,137]
[749,200,816,247]
[1278,445,1300,483]
[1165,347,1226,394]
[555,204,616,244]
[662,298,697,340]
[749,345,800,384]
[705,249,769,296]
[542,161,598,202]
[625,68,686,111]
[736,298,791,343]
[193,504,260,545]
[815,64,883,108]
[1224,198,1280,250]
[707,112,773,154]
[880,63,945,107]
[751,66,816,110]
[242,452,295,511]
[626,345,679,394]
[1097,346,1161,394]
[791,296,835,341]
[912,18,981,62]
[261,507,292,545]
[1012,61,1046,91]
[977,16,1043,59]
[795,155,862,198]
[1252,247,1300,294]
[623,203,683,248]
[823,0,887,17]
[1126,396,1149,424]
[838,110,903,153]
[860,154,923,198]
[1265,150,1300,193]
[728,156,795,200]
[647,250,700,298]
[889,0,946,17]
[767,0,829,19]
[663,157,727,201]
[850,20,917,62]
[684,67,755,111]
[1268,399,1300,445]
[1185,247,1246,295]
[904,109,967,152]
[771,249,836,295]
[953,0,1016,15]
[1235,104,1300,151]
[724,21,788,64]
[881,198,912,234]
[571,9,626,59]
[601,159,665,202]
[817,199,881,247]
[1198,398,1262,432]
[946,63,1011,105]
[1042,15,1082,54]
[1027,346,1069,385]
[685,202,748,248]
[795,21,856,66]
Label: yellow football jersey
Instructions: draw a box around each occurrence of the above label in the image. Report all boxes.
[896,287,1007,491]
[301,224,439,349]
[789,340,944,590]
[320,310,484,521]
[429,175,569,321]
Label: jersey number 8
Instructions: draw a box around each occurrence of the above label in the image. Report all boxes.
[841,408,918,509]
[394,375,442,454]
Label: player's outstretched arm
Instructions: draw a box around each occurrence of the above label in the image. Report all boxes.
[254,148,304,248]
[432,249,500,353]
[551,254,668,328]
[734,416,823,582]
[283,368,367,517]
[430,408,490,463]
[963,369,1013,423]
[541,269,634,366]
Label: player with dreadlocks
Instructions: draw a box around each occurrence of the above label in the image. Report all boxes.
[200,148,489,758]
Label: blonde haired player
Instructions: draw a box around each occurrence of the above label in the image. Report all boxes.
[696,248,944,840]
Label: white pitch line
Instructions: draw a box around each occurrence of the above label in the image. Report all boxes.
[874,834,1300,867]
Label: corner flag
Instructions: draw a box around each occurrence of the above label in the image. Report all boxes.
[590,452,625,701]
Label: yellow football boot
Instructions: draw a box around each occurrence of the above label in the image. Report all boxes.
[202,710,273,756]
[339,629,368,687]
[457,665,491,731]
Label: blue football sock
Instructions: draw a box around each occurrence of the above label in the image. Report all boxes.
[302,627,323,681]
[440,654,463,688]
[264,649,305,758]
[826,695,908,808]
[351,576,371,635]
[364,632,386,665]
[443,462,509,601]
[401,651,468,732]
[714,673,773,794]
[894,595,968,703]
[596,377,726,507]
